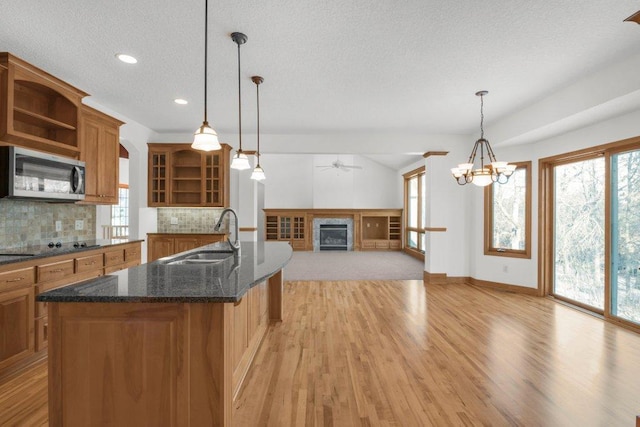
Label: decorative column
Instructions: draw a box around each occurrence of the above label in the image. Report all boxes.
[422,151,465,285]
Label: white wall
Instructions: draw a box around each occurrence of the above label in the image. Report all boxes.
[260,154,399,209]
[468,108,640,288]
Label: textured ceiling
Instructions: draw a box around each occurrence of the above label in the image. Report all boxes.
[1,0,639,157]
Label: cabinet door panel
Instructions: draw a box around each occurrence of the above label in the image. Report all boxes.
[174,237,200,254]
[148,237,175,262]
[81,118,101,200]
[98,125,119,203]
[0,286,34,370]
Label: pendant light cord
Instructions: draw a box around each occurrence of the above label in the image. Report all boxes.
[203,0,208,123]
[256,79,260,162]
[237,41,242,150]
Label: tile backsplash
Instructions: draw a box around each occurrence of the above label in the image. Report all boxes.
[0,199,96,248]
[157,208,227,233]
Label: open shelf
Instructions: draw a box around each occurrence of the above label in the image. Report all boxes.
[147,143,230,207]
[13,107,76,130]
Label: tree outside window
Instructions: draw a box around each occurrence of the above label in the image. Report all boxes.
[484,161,531,258]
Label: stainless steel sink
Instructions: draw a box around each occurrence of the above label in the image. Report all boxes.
[184,251,234,261]
[158,250,235,266]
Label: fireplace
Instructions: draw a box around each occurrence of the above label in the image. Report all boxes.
[319,224,348,251]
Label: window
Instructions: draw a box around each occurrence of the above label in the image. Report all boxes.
[403,166,426,256]
[109,184,129,238]
[540,137,640,328]
[484,161,531,258]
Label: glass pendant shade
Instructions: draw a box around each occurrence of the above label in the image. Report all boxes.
[192,121,221,151]
[230,151,251,170]
[471,169,493,187]
[250,164,266,181]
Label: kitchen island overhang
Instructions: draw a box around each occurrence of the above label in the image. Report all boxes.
[38,241,292,427]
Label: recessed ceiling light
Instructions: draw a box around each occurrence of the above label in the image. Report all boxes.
[174,98,188,105]
[116,53,137,64]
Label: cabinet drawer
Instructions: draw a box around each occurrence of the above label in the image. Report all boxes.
[75,254,104,274]
[35,317,48,351]
[375,241,390,249]
[389,240,402,249]
[124,245,141,264]
[37,260,74,283]
[0,267,35,292]
[291,240,306,250]
[104,249,125,267]
[361,240,376,249]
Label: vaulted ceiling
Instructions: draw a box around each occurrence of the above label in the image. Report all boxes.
[1,0,639,168]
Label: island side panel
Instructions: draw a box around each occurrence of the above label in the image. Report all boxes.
[232,281,269,399]
[268,269,284,321]
[189,302,233,427]
[47,302,189,427]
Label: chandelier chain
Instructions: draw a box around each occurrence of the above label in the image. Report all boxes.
[479,93,484,139]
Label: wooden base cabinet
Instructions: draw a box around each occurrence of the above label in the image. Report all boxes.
[0,241,142,377]
[47,274,282,426]
[0,284,34,371]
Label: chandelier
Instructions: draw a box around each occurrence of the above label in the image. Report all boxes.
[451,91,515,186]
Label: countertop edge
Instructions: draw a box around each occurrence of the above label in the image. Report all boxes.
[36,241,292,303]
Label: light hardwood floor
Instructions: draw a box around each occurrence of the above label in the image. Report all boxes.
[2,280,640,426]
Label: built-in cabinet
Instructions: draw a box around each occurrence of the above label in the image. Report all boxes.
[361,214,402,250]
[264,209,403,251]
[0,52,124,205]
[0,52,87,158]
[147,233,227,262]
[147,143,231,207]
[79,105,123,204]
[266,214,306,250]
[0,241,142,376]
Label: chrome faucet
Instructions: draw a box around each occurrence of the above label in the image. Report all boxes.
[214,208,241,256]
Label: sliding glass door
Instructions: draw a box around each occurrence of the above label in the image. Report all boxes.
[611,148,640,323]
[553,157,605,310]
[542,139,640,328]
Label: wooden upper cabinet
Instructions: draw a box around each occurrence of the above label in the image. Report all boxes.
[79,105,123,204]
[0,52,88,158]
[147,143,231,207]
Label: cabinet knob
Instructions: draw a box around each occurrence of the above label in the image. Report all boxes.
[7,277,24,283]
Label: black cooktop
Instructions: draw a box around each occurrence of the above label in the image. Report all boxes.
[0,240,101,256]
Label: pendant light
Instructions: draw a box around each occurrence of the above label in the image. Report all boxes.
[250,75,266,181]
[230,32,251,170]
[451,91,515,186]
[192,0,221,151]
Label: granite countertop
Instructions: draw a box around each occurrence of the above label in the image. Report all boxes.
[0,238,144,266]
[36,241,292,303]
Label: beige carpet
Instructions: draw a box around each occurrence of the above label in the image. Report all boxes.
[283,251,424,281]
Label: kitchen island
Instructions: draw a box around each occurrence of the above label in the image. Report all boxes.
[37,241,292,427]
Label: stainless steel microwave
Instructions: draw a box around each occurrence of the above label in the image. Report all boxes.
[0,146,85,201]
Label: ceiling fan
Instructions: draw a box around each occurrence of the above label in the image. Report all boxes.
[316,158,363,172]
